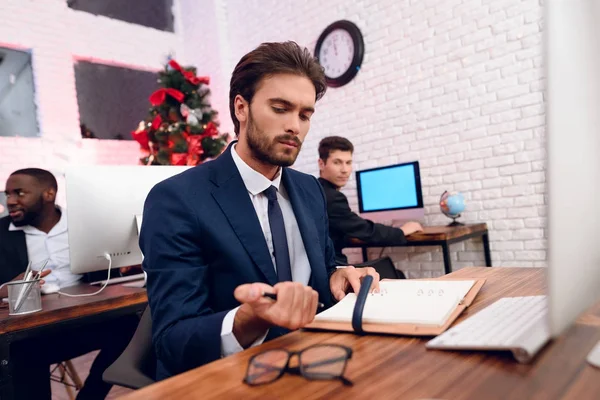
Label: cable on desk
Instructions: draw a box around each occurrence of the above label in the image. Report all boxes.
[58,253,112,298]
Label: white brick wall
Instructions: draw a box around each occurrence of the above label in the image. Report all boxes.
[0,0,183,206]
[176,0,233,135]
[196,0,546,277]
[1,0,546,276]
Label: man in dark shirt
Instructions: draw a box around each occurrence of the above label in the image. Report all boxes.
[317,136,423,264]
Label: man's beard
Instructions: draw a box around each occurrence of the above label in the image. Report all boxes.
[246,109,302,167]
[10,198,43,227]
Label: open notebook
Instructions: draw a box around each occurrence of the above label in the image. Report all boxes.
[306,278,485,336]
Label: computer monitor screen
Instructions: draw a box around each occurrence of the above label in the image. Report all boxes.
[65,166,190,274]
[356,161,424,222]
[546,0,600,337]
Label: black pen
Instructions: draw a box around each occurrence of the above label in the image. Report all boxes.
[262,292,325,309]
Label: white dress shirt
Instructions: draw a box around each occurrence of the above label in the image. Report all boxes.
[9,208,81,288]
[220,144,312,356]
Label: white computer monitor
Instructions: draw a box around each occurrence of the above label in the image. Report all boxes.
[0,192,7,218]
[355,161,424,223]
[546,0,600,337]
[65,166,190,274]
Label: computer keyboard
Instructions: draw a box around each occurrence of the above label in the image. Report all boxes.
[89,272,145,286]
[426,296,550,363]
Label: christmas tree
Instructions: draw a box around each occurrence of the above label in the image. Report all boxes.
[132,59,228,165]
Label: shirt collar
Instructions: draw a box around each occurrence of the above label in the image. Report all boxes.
[9,206,68,236]
[231,143,282,195]
[318,177,339,190]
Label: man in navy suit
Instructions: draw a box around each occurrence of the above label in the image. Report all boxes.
[140,41,380,380]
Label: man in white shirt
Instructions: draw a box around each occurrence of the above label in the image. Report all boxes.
[1,168,137,399]
[0,168,79,288]
[7,198,80,289]
[141,41,381,380]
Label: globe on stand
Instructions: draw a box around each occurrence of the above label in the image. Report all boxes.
[440,191,465,226]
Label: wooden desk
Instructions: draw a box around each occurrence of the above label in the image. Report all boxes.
[0,284,147,399]
[346,223,491,274]
[122,267,600,400]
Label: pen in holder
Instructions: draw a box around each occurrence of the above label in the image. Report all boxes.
[1,278,43,316]
[351,275,373,335]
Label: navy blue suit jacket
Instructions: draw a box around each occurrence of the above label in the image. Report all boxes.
[140,144,337,380]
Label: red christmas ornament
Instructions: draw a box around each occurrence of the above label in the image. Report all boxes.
[131,129,149,150]
[149,88,185,106]
[187,135,204,153]
[151,115,162,130]
[168,60,210,86]
[171,153,188,166]
[202,121,219,138]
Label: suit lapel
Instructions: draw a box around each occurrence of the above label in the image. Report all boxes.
[210,145,278,286]
[0,220,28,283]
[2,221,28,267]
[282,171,330,300]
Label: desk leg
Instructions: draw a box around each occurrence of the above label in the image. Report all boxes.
[482,233,492,267]
[361,247,368,263]
[0,335,14,400]
[441,243,452,275]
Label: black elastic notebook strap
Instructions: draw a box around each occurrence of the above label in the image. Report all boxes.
[351,275,373,334]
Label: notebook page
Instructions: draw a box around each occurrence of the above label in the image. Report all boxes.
[380,279,475,301]
[361,290,460,325]
[314,280,476,327]
[314,293,359,322]
[314,292,460,326]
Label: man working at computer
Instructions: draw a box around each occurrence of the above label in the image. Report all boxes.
[140,41,380,380]
[317,136,423,264]
[0,168,137,399]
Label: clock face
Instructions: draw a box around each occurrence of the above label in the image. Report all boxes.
[318,29,355,79]
[315,20,364,87]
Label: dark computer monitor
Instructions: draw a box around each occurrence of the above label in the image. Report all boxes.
[356,161,424,223]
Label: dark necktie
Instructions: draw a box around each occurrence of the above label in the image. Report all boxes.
[263,186,292,282]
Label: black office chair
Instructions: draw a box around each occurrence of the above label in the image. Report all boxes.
[353,256,406,279]
[102,306,156,390]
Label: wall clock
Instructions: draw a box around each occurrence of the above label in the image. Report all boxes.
[315,20,365,88]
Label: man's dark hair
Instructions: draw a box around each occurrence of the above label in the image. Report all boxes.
[318,136,354,162]
[229,41,327,135]
[10,168,58,191]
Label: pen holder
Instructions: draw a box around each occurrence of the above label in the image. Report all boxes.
[4,279,42,316]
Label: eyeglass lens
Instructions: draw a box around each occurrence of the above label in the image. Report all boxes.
[246,349,289,385]
[300,345,348,380]
[245,345,350,386]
